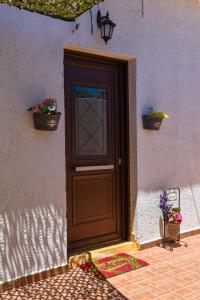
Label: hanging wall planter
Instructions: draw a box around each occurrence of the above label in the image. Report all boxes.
[142,112,169,130]
[28,98,61,131]
[33,113,61,131]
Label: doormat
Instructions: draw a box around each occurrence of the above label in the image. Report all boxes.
[80,253,148,279]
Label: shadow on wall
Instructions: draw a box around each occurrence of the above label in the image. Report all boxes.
[0,205,67,283]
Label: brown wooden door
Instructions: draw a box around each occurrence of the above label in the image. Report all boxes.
[64,52,128,251]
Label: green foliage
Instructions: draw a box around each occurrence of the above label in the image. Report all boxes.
[148,112,169,119]
[172,207,181,213]
[0,0,103,21]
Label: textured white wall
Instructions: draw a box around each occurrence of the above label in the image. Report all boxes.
[0,6,71,282]
[1,0,200,282]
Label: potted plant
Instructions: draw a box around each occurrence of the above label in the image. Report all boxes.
[167,208,183,241]
[160,194,183,242]
[143,111,169,130]
[28,98,61,131]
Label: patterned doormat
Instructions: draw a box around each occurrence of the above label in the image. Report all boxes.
[80,253,148,279]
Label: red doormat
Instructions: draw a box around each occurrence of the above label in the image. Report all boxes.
[80,253,148,279]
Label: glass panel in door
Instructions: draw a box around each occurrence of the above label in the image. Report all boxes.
[75,86,108,157]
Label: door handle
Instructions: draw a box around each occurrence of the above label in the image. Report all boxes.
[75,165,114,172]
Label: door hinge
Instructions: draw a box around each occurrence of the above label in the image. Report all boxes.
[118,158,122,165]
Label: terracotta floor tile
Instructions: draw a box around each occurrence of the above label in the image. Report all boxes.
[2,235,200,299]
[190,290,200,299]
[174,287,195,296]
[155,292,184,300]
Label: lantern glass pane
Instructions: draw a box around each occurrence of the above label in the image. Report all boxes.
[109,25,114,38]
[100,24,105,38]
[104,23,111,38]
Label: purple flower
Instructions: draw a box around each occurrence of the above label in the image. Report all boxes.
[160,193,170,220]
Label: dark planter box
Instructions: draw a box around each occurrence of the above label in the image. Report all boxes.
[33,113,61,131]
[142,115,163,130]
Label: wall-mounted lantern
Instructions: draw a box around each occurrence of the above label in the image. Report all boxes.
[97,10,116,44]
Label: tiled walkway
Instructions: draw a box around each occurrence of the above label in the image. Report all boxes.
[1,235,200,299]
[109,235,200,299]
[0,268,125,300]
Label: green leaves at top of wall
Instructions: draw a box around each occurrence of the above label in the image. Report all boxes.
[0,0,103,21]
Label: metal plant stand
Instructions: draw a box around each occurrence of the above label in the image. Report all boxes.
[159,188,188,251]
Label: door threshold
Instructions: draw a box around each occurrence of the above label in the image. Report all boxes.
[68,240,138,269]
[68,239,124,257]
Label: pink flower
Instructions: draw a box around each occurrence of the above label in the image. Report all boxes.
[80,262,92,272]
[32,104,42,113]
[175,214,182,223]
[168,210,183,224]
[43,99,49,105]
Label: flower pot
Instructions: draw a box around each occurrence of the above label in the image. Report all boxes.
[142,115,163,130]
[167,223,180,242]
[33,113,61,131]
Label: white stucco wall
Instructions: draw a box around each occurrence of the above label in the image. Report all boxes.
[1,0,200,282]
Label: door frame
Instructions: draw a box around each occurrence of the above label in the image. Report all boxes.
[64,46,137,250]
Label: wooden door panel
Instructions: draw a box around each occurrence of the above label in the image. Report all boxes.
[64,52,128,251]
[70,172,116,242]
[73,173,115,225]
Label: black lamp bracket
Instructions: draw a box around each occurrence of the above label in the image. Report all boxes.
[97,10,109,28]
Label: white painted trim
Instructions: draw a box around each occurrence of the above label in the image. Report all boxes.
[138,227,200,245]
[181,227,200,233]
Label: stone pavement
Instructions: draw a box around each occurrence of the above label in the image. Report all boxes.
[1,234,200,299]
